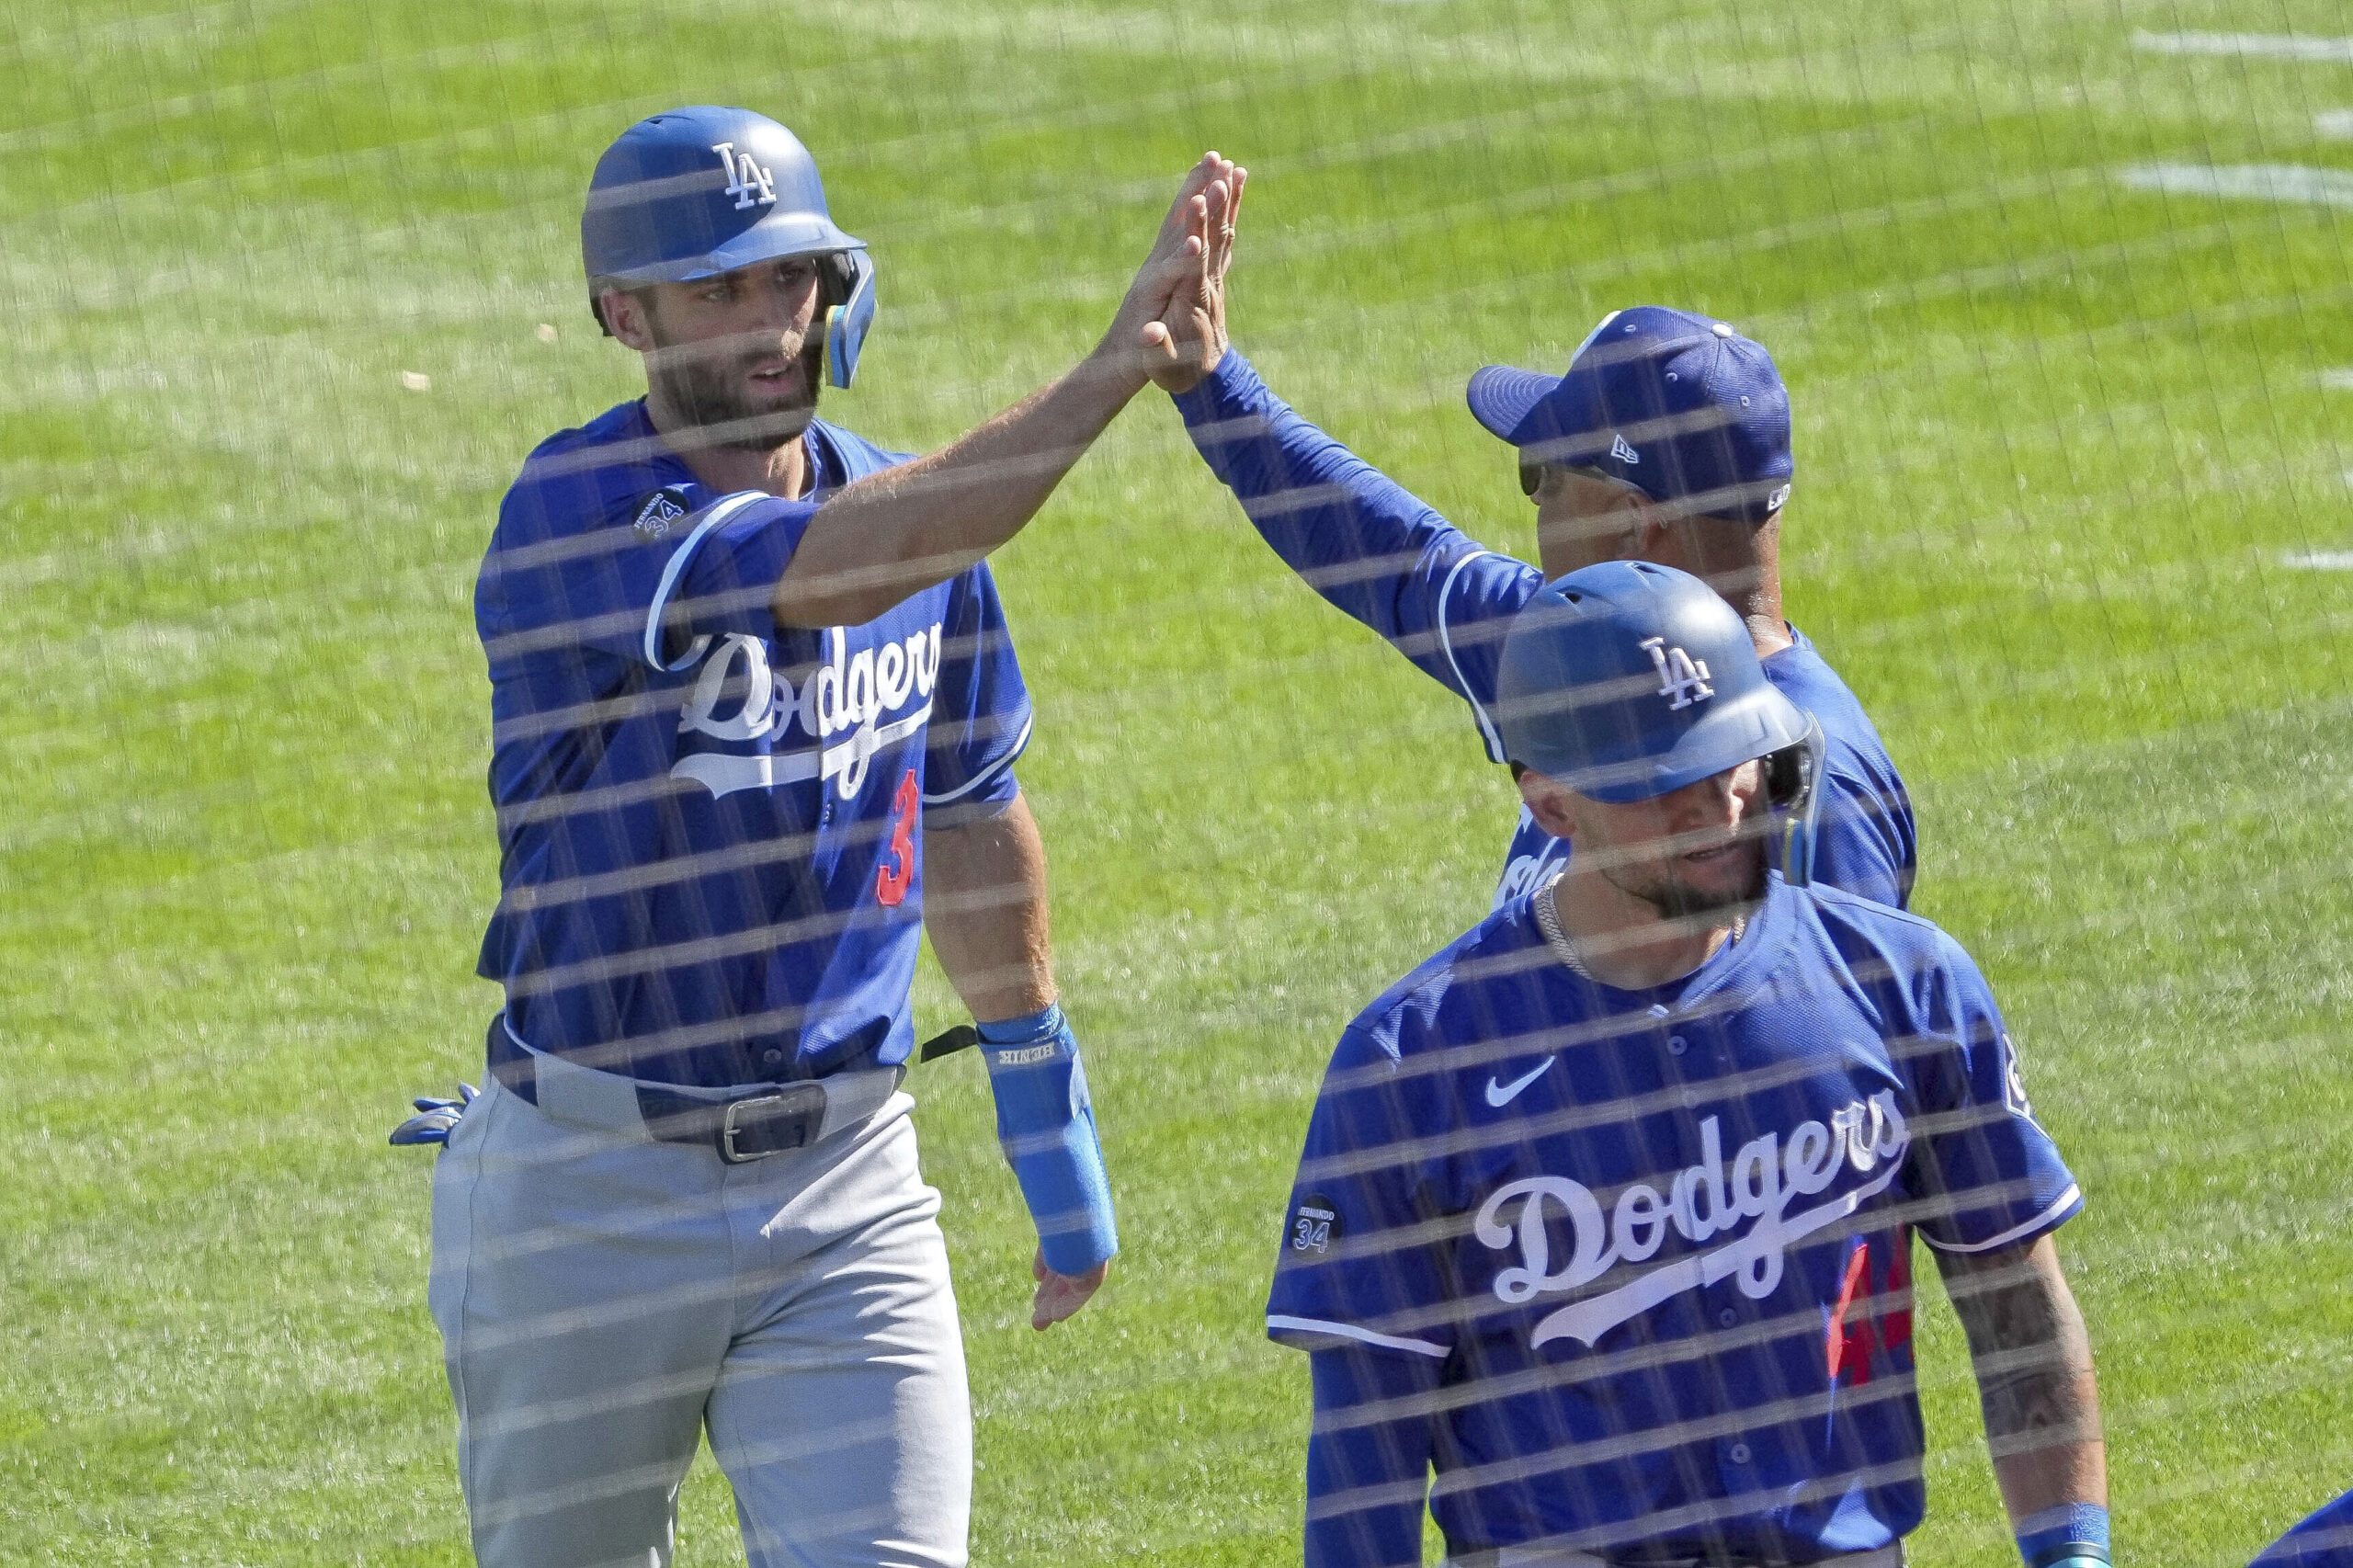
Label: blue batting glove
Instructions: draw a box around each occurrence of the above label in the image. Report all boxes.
[976,1005,1118,1278]
[389,1083,477,1147]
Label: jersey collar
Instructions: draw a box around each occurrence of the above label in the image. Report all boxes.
[625,399,835,498]
[1526,871,1798,1024]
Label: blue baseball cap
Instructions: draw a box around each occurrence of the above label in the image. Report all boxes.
[1466,307,1793,525]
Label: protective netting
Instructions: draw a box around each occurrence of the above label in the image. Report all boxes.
[4,2,2349,1565]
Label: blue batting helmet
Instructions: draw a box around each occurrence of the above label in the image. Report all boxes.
[581,106,877,387]
[1495,560,1825,882]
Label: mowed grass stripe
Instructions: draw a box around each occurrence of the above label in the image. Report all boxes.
[6,0,2351,1564]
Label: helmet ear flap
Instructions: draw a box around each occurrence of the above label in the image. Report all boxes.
[1764,740,1807,810]
[822,250,876,389]
[1764,717,1826,887]
[818,251,857,312]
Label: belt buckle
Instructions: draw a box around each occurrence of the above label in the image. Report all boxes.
[718,1085,824,1163]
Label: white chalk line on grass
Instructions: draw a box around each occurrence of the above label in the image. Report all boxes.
[2131,29,2353,63]
[2119,162,2353,209]
[2281,551,2353,570]
[2321,110,2353,140]
[2321,369,2353,390]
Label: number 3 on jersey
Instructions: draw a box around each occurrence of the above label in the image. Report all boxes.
[876,767,919,907]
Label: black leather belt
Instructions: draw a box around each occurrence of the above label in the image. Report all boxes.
[485,1021,832,1164]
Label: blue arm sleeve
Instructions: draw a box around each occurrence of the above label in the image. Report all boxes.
[1305,1347,1438,1568]
[977,1005,1118,1276]
[1172,350,1546,761]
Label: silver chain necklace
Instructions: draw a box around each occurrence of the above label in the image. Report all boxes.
[1533,869,1595,978]
[1535,870,1745,983]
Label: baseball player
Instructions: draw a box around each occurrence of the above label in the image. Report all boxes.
[2256,1491,2353,1568]
[394,109,1243,1567]
[1159,215,1915,910]
[1267,562,2107,1567]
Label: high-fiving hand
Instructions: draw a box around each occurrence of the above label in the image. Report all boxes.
[1099,153,1247,395]
[775,150,1251,629]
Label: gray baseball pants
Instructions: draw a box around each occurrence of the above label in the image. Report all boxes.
[428,1064,972,1568]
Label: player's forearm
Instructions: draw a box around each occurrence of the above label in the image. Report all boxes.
[932,790,1119,1288]
[1172,351,1482,653]
[774,348,1147,629]
[1940,1235,2109,1523]
[923,789,1056,1023]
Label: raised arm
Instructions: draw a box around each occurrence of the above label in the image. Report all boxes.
[1937,1233,2111,1564]
[1159,206,1541,734]
[773,153,1243,628]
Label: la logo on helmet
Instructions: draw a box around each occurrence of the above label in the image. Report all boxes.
[1639,636,1714,710]
[711,142,778,210]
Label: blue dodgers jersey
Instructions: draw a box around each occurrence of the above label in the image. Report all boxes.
[1494,628,1917,909]
[2258,1490,2353,1568]
[1267,879,2081,1562]
[1174,352,1918,910]
[474,402,1032,1086]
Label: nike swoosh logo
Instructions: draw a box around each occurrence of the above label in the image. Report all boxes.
[1484,1059,1556,1108]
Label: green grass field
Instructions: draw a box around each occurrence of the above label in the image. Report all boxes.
[5,0,2350,1562]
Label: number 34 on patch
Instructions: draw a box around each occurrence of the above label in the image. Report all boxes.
[1290,1197,1340,1255]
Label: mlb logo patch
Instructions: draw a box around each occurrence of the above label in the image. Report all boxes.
[633,487,691,540]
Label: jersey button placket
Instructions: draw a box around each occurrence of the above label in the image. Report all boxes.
[1657,1006,1704,1107]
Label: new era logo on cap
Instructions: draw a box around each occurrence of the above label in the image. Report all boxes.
[1609,433,1640,465]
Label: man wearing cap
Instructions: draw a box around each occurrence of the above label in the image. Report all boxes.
[1165,285,1916,911]
[1265,560,2109,1568]
[397,111,1244,1567]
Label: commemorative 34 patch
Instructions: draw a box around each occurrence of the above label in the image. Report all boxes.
[633,486,692,540]
[1290,1194,1340,1256]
